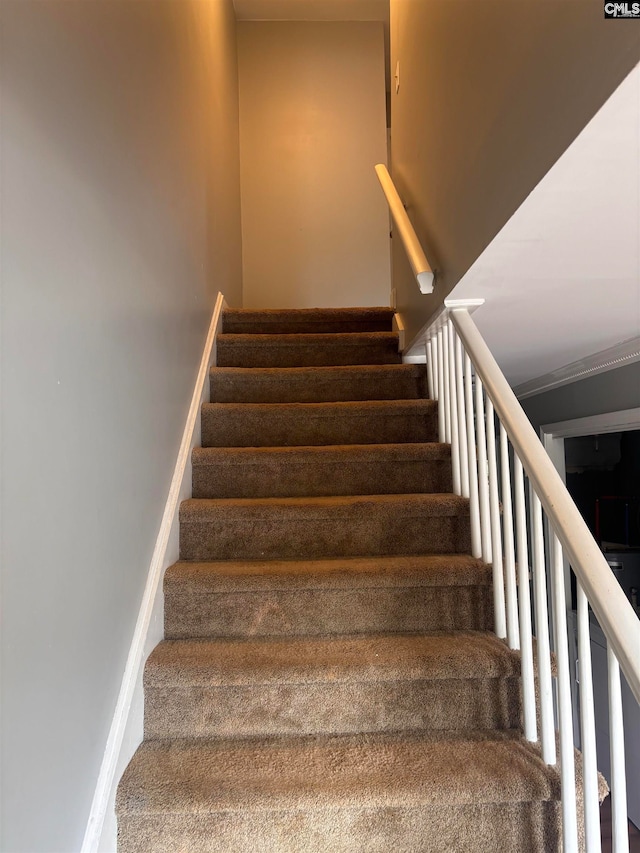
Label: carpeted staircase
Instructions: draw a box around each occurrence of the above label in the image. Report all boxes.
[117,306,566,852]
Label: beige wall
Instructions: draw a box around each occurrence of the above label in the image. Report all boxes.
[238,22,391,309]
[0,2,241,850]
[390,0,640,346]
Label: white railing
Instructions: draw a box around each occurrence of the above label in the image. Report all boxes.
[374,164,434,294]
[424,300,640,853]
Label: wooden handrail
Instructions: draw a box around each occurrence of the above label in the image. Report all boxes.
[374,164,434,294]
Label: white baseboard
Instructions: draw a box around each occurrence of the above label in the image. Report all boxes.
[81,292,226,853]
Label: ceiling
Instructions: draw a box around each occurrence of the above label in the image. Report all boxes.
[450,63,640,391]
[233,0,389,22]
[232,0,390,92]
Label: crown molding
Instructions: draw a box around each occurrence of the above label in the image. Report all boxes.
[514,336,640,400]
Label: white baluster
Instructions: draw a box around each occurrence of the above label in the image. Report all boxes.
[514,456,537,742]
[577,584,602,852]
[486,398,506,640]
[442,321,451,444]
[608,646,629,853]
[436,327,445,442]
[552,535,578,852]
[474,376,492,565]
[531,490,556,764]
[455,336,469,498]
[447,319,461,495]
[464,355,482,559]
[426,338,435,401]
[499,423,519,650]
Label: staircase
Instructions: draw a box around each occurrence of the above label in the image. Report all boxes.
[117,306,565,852]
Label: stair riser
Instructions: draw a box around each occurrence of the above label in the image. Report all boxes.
[144,678,521,740]
[221,308,395,335]
[164,586,493,639]
[119,802,561,853]
[201,405,438,447]
[192,457,452,499]
[221,320,394,335]
[217,339,401,368]
[209,367,427,403]
[180,512,471,561]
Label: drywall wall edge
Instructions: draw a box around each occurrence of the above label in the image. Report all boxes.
[81,292,226,853]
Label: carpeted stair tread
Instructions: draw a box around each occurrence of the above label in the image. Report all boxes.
[192,443,451,498]
[179,493,471,561]
[163,555,494,639]
[118,808,561,853]
[181,493,468,521]
[201,399,437,447]
[216,332,401,368]
[143,632,522,739]
[221,307,395,335]
[164,554,492,593]
[117,732,561,815]
[209,364,427,403]
[145,632,519,686]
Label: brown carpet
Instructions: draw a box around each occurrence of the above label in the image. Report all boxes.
[201,399,438,446]
[216,331,402,367]
[192,443,453,498]
[209,364,427,403]
[117,306,569,851]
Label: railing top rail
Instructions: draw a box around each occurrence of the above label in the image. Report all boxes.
[374,164,434,295]
[448,306,640,705]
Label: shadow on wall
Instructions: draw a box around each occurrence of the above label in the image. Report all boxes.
[0,2,242,851]
[389,0,640,344]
